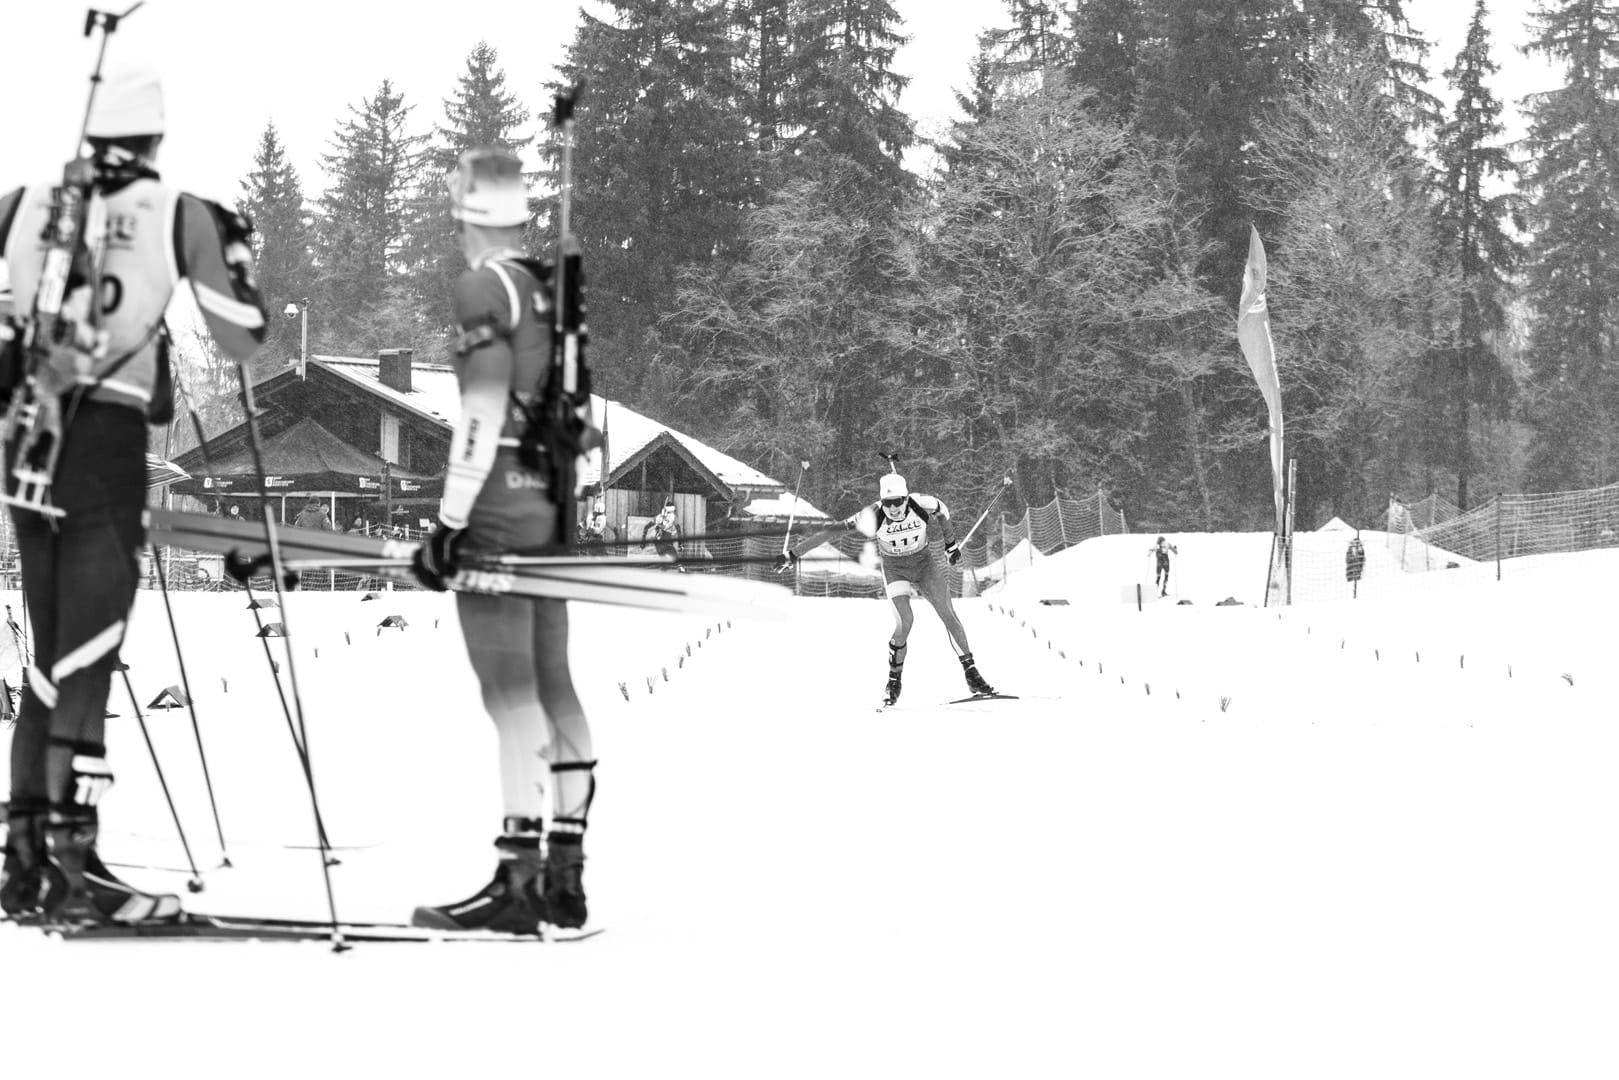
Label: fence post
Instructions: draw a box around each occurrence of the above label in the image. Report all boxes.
[1056,493,1068,548]
[1097,484,1105,537]
[1426,489,1436,571]
[1495,492,1502,582]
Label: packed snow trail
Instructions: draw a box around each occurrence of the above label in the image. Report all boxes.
[3,538,1617,1078]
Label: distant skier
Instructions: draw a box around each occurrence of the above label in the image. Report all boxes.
[783,469,994,706]
[1149,536,1177,597]
[578,498,617,556]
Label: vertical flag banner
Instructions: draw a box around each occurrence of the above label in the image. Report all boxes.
[1237,225,1285,533]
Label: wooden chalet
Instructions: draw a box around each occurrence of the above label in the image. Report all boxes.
[171,350,829,540]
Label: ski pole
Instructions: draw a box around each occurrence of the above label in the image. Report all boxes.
[232,362,348,952]
[148,544,232,867]
[121,668,203,894]
[781,459,810,557]
[959,476,1014,549]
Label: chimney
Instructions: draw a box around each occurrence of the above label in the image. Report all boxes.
[379,348,413,394]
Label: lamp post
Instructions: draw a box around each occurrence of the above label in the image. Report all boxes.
[282,298,310,379]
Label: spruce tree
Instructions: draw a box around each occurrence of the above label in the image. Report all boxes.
[731,0,798,187]
[237,121,316,374]
[546,0,751,398]
[312,80,428,354]
[985,0,1074,87]
[412,42,534,338]
[1432,0,1520,509]
[788,0,915,193]
[1069,0,1144,122]
[1134,0,1294,282]
[1518,0,1619,489]
[430,42,534,172]
[1303,0,1443,130]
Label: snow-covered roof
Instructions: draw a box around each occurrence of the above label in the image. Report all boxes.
[795,540,880,580]
[311,354,799,495]
[740,491,829,521]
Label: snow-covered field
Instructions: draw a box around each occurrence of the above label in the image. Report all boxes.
[3,532,1616,1079]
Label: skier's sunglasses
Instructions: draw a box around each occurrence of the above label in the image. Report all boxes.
[881,497,906,508]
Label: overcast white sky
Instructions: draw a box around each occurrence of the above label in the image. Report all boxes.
[2,1,1559,207]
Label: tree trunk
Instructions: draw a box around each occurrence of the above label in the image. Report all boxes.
[1179,383,1214,529]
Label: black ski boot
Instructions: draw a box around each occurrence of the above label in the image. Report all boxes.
[541,828,588,930]
[40,807,182,926]
[413,817,547,934]
[960,652,995,697]
[1,801,46,921]
[882,642,906,707]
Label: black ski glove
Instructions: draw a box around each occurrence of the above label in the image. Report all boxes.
[412,524,467,591]
[774,551,799,574]
[945,543,962,566]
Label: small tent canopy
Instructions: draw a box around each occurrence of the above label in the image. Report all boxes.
[170,417,441,499]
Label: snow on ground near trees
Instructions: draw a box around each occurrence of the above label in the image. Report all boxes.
[3,533,1617,1079]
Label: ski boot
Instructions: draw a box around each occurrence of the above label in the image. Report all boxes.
[39,807,182,926]
[413,817,548,934]
[1,800,46,921]
[541,827,588,930]
[31,751,182,927]
[960,652,995,697]
[882,641,906,707]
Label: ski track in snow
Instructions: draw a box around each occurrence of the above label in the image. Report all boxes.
[3,536,1617,1078]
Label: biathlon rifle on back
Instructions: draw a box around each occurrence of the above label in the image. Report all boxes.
[0,4,143,518]
[514,83,601,548]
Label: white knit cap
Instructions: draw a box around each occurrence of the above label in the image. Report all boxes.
[85,68,165,137]
[879,473,908,500]
[449,147,528,227]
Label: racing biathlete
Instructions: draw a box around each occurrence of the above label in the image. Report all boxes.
[783,470,994,706]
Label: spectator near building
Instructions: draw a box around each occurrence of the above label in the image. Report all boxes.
[292,497,331,530]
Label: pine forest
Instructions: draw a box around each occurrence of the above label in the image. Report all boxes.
[224,0,1619,533]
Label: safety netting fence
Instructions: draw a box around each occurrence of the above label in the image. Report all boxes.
[1284,482,1619,604]
[20,481,1606,604]
[60,490,1127,600]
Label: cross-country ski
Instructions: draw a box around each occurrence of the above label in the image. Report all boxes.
[50,912,604,945]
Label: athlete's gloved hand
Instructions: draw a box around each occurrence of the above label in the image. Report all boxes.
[945,543,962,566]
[412,524,467,591]
[774,551,799,574]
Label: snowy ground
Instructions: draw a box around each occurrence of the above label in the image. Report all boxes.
[2,533,1617,1078]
